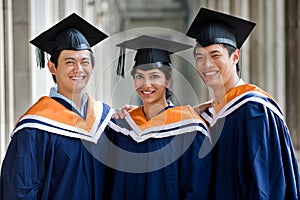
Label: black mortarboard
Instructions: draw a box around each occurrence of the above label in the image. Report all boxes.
[116,35,192,77]
[186,7,256,49]
[30,13,108,68]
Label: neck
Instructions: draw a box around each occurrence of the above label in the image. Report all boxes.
[213,76,240,103]
[143,100,168,120]
[58,89,83,110]
[212,87,227,103]
[72,93,83,110]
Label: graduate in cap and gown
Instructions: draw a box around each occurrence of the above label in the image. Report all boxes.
[105,35,212,200]
[0,13,114,199]
[186,7,300,199]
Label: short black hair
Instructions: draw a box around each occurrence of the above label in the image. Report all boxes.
[222,43,240,74]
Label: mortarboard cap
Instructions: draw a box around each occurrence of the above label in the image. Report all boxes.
[116,35,192,77]
[186,7,256,49]
[30,13,108,68]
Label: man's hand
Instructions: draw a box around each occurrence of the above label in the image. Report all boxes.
[193,101,212,115]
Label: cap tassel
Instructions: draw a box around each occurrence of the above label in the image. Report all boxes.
[117,47,125,78]
[35,47,45,69]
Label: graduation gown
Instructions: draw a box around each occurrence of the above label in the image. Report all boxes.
[0,95,113,200]
[106,105,212,200]
[201,84,300,200]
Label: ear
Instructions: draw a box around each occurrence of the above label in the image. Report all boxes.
[232,49,240,65]
[166,77,172,88]
[47,61,56,75]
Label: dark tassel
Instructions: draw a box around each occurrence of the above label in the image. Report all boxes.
[121,47,125,77]
[35,47,45,69]
[117,47,125,78]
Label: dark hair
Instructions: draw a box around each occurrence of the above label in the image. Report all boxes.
[193,43,240,74]
[130,63,172,99]
[221,44,240,74]
[49,50,95,83]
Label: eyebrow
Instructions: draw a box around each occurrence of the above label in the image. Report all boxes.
[135,71,161,75]
[194,52,203,56]
[64,57,75,60]
[209,50,221,54]
[64,57,90,61]
[195,50,221,55]
[149,71,160,74]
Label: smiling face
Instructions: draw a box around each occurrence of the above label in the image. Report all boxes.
[194,44,240,93]
[48,49,94,99]
[133,68,171,108]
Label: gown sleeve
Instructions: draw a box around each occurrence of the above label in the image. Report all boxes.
[180,131,212,200]
[244,102,300,199]
[0,128,47,199]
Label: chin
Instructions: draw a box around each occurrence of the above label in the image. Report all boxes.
[72,86,85,93]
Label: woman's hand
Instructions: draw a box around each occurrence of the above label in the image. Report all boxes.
[112,104,136,119]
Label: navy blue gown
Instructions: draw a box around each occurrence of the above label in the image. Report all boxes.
[201,84,300,199]
[106,105,212,200]
[0,96,113,199]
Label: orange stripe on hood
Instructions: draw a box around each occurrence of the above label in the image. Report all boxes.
[17,96,99,132]
[129,105,207,131]
[212,84,272,114]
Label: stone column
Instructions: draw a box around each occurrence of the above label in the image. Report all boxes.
[12,0,31,120]
[250,0,285,109]
[0,0,15,166]
[0,0,6,165]
[286,0,300,149]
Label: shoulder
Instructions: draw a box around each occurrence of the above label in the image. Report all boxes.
[16,96,62,122]
[226,84,284,119]
[87,95,112,111]
[166,105,207,123]
[10,127,54,146]
[86,95,114,121]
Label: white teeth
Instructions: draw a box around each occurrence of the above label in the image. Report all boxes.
[72,77,83,80]
[204,71,217,76]
[142,91,153,94]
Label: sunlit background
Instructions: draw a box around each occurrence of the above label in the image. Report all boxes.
[1,0,299,167]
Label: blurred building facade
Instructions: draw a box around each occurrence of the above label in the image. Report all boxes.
[0,0,299,165]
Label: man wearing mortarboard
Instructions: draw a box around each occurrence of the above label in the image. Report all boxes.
[0,13,114,199]
[106,35,212,199]
[186,7,300,199]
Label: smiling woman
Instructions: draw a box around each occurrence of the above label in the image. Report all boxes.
[104,35,212,199]
[133,67,171,120]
